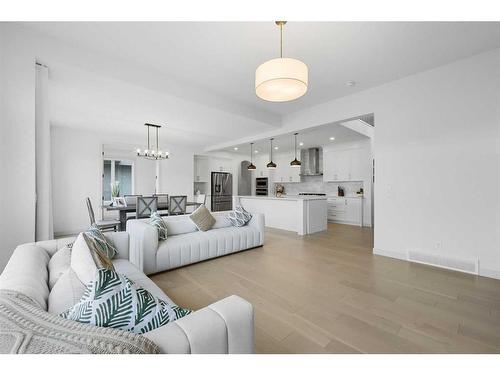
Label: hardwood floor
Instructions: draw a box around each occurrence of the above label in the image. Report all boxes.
[151,223,500,353]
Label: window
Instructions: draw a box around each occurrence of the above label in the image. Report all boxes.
[103,159,134,202]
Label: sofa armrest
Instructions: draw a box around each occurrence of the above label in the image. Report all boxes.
[248,213,265,246]
[143,295,254,354]
[126,220,158,274]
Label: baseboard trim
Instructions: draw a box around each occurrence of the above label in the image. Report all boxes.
[374,248,500,281]
[373,248,406,260]
[479,267,500,280]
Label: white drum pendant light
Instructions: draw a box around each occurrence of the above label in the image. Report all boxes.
[255,21,308,102]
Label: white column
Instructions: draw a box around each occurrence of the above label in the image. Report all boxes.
[35,63,53,241]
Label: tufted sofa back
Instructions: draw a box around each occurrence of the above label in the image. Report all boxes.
[0,232,129,311]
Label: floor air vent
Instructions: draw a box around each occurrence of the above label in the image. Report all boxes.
[407,250,478,275]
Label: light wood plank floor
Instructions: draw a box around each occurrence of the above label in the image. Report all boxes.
[151,224,500,353]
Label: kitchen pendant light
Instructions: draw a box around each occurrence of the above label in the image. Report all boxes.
[255,21,308,102]
[267,138,277,169]
[247,143,256,170]
[290,132,301,167]
[136,123,169,160]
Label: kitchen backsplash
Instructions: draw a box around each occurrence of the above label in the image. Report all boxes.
[275,175,363,196]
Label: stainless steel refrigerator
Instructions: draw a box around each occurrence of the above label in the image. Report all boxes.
[211,172,233,212]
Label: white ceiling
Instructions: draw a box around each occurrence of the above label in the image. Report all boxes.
[223,120,370,157]
[25,21,500,120]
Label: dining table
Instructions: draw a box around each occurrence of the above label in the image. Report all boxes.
[103,201,201,231]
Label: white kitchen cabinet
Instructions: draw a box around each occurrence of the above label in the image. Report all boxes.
[323,147,368,182]
[209,157,231,173]
[274,154,301,183]
[193,155,209,182]
[327,197,363,226]
[349,148,368,181]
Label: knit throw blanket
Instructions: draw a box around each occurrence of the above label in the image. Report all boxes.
[0,290,160,354]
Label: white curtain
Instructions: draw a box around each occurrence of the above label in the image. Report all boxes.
[35,63,53,241]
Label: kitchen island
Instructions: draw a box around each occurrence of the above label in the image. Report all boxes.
[233,195,327,235]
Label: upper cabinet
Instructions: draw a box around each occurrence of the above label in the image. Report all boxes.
[274,153,301,183]
[194,155,209,182]
[209,157,231,173]
[323,146,370,182]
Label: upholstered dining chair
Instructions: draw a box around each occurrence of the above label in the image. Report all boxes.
[85,197,120,232]
[124,194,143,206]
[187,194,206,213]
[136,196,158,219]
[153,193,169,217]
[169,195,187,215]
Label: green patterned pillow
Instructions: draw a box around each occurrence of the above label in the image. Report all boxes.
[85,224,118,259]
[61,268,191,334]
[149,212,167,241]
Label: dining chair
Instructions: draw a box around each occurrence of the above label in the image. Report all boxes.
[85,197,120,232]
[136,196,158,219]
[196,194,206,205]
[124,194,143,206]
[187,193,206,213]
[169,195,187,215]
[153,193,169,217]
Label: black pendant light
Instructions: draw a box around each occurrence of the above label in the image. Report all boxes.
[267,138,277,169]
[290,132,301,167]
[247,142,256,170]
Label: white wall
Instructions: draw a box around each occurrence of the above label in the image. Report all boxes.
[51,126,197,236]
[281,48,500,278]
[51,126,195,235]
[0,24,37,269]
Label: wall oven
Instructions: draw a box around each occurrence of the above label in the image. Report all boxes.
[255,177,268,196]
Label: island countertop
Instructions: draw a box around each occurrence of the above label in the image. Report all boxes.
[236,195,327,201]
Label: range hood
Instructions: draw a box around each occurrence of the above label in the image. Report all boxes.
[300,147,323,176]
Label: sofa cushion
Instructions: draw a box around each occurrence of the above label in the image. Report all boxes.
[48,245,71,290]
[189,205,215,232]
[85,224,118,259]
[70,233,114,286]
[149,212,168,240]
[48,268,86,315]
[62,268,191,334]
[211,213,232,229]
[156,225,261,271]
[164,215,198,236]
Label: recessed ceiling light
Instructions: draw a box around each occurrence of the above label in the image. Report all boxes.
[254,150,259,153]
[299,142,304,146]
[329,137,335,141]
[274,146,279,150]
[346,80,356,87]
[233,147,238,151]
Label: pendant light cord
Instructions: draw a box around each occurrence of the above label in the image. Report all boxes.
[280,23,283,58]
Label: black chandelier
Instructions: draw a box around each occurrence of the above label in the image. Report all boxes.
[136,123,169,160]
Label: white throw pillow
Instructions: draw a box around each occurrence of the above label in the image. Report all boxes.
[70,233,114,286]
[48,268,86,315]
[48,245,71,289]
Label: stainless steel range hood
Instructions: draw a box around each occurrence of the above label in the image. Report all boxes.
[300,147,323,176]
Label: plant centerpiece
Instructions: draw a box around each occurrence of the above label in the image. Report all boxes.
[111,181,120,198]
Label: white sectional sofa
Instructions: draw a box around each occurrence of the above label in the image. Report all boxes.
[0,232,254,354]
[127,211,265,275]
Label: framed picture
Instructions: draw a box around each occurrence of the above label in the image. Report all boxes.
[112,197,127,207]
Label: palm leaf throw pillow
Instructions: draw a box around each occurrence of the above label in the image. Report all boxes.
[149,212,167,240]
[227,205,252,227]
[85,224,118,259]
[61,268,191,334]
